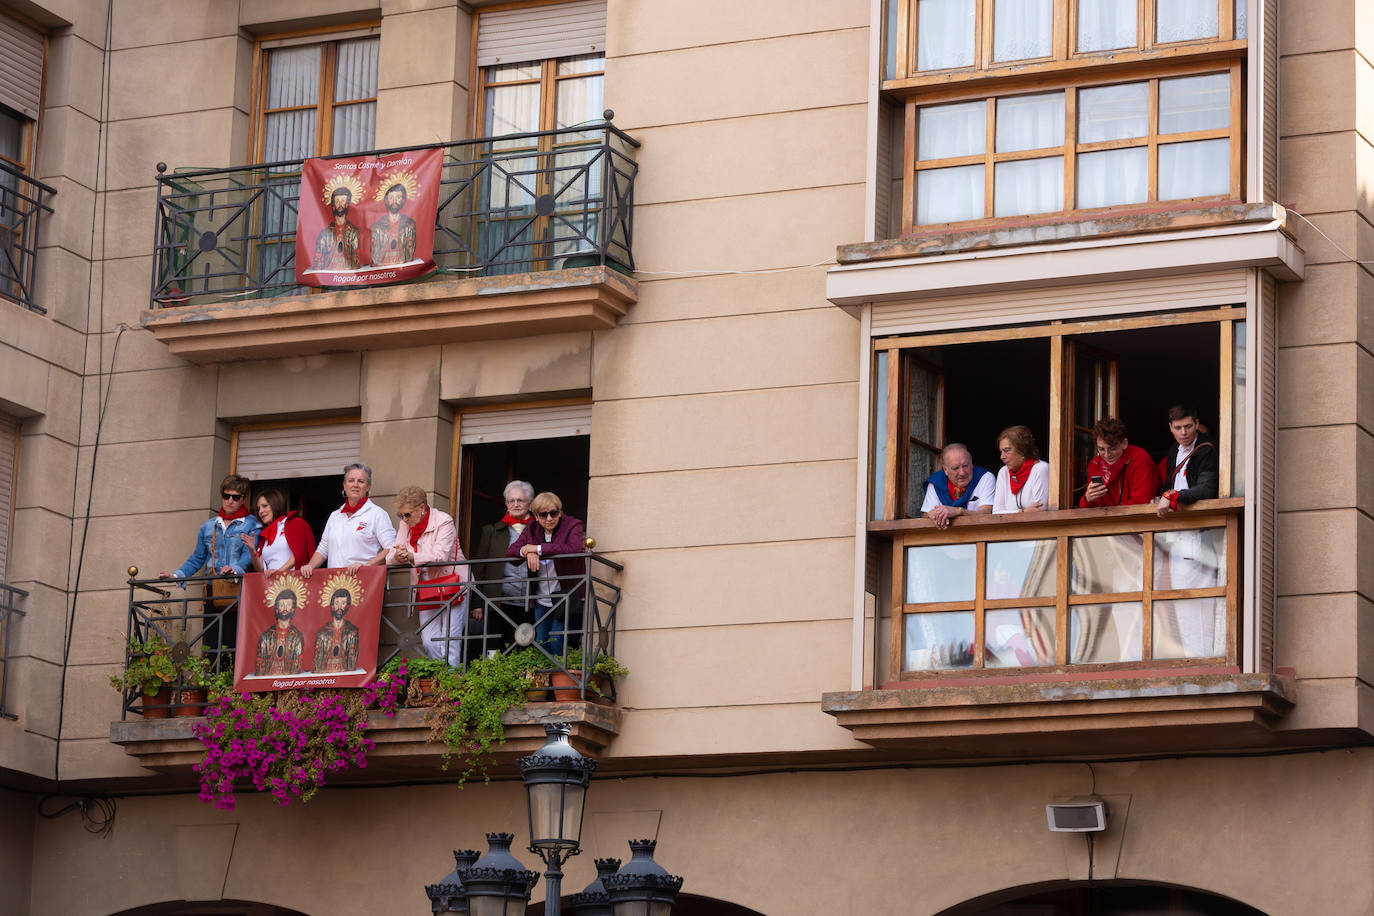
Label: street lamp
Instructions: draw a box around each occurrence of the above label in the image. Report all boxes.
[603,840,683,916]
[426,849,481,915]
[569,857,621,916]
[459,832,538,916]
[516,722,598,916]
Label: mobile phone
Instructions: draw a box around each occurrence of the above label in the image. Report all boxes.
[1090,475,1103,485]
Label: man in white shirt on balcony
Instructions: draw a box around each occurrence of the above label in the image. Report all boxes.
[301,462,395,576]
[920,443,995,530]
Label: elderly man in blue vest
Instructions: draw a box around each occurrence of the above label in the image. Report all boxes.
[920,443,995,530]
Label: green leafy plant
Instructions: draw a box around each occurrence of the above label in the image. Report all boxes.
[562,648,630,693]
[108,636,177,697]
[426,648,546,785]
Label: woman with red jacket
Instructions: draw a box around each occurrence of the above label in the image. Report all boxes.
[1079,417,1161,508]
[506,491,586,654]
[241,487,317,573]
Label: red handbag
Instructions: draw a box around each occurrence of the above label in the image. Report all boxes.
[416,573,466,614]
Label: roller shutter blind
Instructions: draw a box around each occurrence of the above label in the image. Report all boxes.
[234,422,361,480]
[0,412,15,582]
[476,0,606,67]
[0,11,43,120]
[459,404,590,445]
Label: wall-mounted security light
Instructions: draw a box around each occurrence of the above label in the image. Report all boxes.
[1046,798,1107,833]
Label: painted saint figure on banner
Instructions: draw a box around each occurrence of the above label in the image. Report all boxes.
[256,573,308,676]
[369,176,419,266]
[313,176,365,270]
[313,572,362,673]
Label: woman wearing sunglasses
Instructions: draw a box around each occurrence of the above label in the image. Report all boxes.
[506,491,586,654]
[387,486,467,665]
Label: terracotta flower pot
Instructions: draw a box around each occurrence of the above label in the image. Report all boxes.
[550,670,583,702]
[141,686,173,719]
[406,676,439,707]
[173,687,208,717]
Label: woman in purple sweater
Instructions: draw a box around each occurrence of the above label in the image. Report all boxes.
[506,491,586,654]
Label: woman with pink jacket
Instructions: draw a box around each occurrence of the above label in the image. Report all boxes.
[387,485,467,664]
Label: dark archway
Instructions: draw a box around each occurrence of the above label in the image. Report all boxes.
[936,880,1270,916]
[110,902,309,916]
[528,893,766,916]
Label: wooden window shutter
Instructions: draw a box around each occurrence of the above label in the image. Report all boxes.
[476,0,607,68]
[234,422,362,481]
[0,10,43,119]
[459,404,591,445]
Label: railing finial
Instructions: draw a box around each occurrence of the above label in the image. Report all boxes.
[603,109,614,122]
[128,566,139,579]
[155,162,166,174]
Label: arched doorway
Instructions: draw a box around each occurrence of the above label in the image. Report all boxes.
[110,903,309,916]
[528,893,766,915]
[936,881,1269,916]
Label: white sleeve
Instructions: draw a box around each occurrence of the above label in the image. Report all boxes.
[920,484,940,513]
[317,512,339,563]
[373,506,397,554]
[1027,461,1050,507]
[992,468,1014,514]
[968,473,996,509]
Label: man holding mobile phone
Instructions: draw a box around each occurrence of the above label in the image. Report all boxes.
[1080,417,1160,508]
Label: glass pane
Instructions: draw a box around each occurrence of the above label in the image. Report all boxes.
[557,53,605,76]
[986,539,1058,599]
[996,92,1064,153]
[885,0,900,80]
[1078,0,1136,51]
[331,101,375,154]
[263,109,317,161]
[1078,82,1149,142]
[993,0,1053,61]
[1159,73,1230,134]
[1070,602,1143,663]
[1157,0,1218,42]
[905,544,976,604]
[905,612,975,670]
[872,351,889,520]
[917,0,976,71]
[1158,139,1230,199]
[266,45,320,109]
[0,109,22,162]
[1233,321,1247,497]
[335,37,379,102]
[1077,148,1148,208]
[993,157,1063,217]
[908,364,939,444]
[1071,533,1143,594]
[485,61,541,81]
[907,445,939,517]
[1235,0,1247,38]
[1153,598,1226,658]
[918,102,986,160]
[485,81,542,138]
[917,165,984,224]
[556,74,604,129]
[986,608,1056,667]
[1153,527,1227,589]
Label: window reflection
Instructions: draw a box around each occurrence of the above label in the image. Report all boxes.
[1071,534,1143,594]
[906,544,977,604]
[987,539,1057,599]
[906,612,976,669]
[1154,599,1225,658]
[1070,602,1143,663]
[1154,527,1227,589]
[985,608,1055,667]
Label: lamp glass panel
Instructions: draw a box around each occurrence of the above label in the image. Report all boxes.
[529,781,587,846]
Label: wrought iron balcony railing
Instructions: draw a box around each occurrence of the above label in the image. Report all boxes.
[151,116,639,309]
[118,554,623,718]
[0,159,56,314]
[0,582,27,719]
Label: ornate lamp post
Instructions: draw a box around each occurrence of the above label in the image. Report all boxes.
[603,840,683,916]
[516,722,598,916]
[569,857,621,916]
[426,849,481,915]
[460,832,538,916]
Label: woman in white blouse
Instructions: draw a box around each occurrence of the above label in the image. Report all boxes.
[992,425,1049,514]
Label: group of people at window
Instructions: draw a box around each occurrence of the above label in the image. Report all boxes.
[919,405,1218,529]
[158,465,587,665]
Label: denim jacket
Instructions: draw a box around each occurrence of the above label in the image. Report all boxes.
[173,514,262,579]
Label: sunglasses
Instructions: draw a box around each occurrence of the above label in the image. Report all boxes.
[222,492,244,501]
[399,509,422,521]
[535,510,560,519]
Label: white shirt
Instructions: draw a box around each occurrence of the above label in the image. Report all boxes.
[260,518,294,570]
[921,472,995,514]
[992,460,1050,514]
[316,500,396,567]
[1173,439,1198,491]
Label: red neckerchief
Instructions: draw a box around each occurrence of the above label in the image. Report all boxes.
[1099,448,1128,483]
[501,512,529,527]
[407,508,430,550]
[947,480,967,500]
[1008,460,1036,495]
[340,497,369,517]
[218,505,249,522]
[260,511,297,546]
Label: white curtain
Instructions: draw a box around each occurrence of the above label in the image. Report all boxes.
[918,101,985,159]
[1077,148,1147,207]
[1077,0,1135,51]
[1159,139,1230,199]
[335,38,378,102]
[263,45,320,161]
[993,0,1053,61]
[1235,0,1248,38]
[1159,73,1230,134]
[917,0,976,70]
[917,165,985,224]
[995,92,1064,152]
[1157,0,1218,42]
[994,157,1063,216]
[1077,81,1149,142]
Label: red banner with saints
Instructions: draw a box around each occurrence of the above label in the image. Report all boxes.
[233,566,386,692]
[294,147,443,288]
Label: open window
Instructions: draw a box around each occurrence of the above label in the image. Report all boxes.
[231,418,362,535]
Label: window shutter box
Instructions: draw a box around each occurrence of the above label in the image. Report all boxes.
[476,0,607,68]
[235,423,361,480]
[0,11,43,119]
[459,404,591,445]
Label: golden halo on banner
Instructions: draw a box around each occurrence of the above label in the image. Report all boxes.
[320,173,366,205]
[264,572,307,610]
[319,570,364,609]
[373,168,422,202]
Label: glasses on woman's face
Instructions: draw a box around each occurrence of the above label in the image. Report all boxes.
[222,492,244,502]
[536,510,560,520]
[399,507,422,521]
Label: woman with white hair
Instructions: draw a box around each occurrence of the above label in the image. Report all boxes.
[472,479,536,648]
[301,462,396,577]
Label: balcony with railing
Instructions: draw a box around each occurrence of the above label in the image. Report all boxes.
[0,582,27,719]
[823,502,1295,757]
[141,117,639,363]
[109,553,623,776]
[0,160,56,314]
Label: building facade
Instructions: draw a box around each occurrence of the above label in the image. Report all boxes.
[0,0,1371,914]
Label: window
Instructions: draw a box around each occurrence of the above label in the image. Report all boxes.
[883,0,1247,231]
[254,33,380,161]
[232,419,362,536]
[0,8,43,307]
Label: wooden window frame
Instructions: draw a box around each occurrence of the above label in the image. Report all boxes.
[248,26,381,163]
